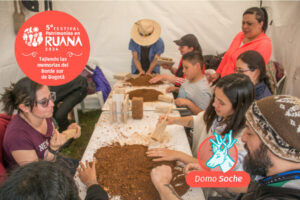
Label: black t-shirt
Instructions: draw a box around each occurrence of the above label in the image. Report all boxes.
[140,46,150,72]
[175,62,184,78]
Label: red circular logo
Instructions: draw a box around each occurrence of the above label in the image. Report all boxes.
[15,11,90,86]
[197,135,238,172]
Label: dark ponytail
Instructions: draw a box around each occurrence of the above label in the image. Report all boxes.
[1,84,16,116]
[243,7,269,32]
[0,77,43,116]
[260,7,268,32]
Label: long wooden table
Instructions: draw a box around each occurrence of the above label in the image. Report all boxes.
[74,80,205,200]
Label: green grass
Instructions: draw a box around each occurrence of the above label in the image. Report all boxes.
[60,110,101,160]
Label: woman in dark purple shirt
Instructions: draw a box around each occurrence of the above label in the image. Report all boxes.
[0,77,81,170]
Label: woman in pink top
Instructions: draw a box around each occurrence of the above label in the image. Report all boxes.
[208,7,272,83]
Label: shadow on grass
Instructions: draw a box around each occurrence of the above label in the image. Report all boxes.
[60,109,101,160]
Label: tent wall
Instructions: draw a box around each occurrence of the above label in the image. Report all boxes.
[264,1,300,97]
[0,1,299,107]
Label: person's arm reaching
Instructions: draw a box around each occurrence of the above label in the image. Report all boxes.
[78,158,109,200]
[147,54,160,75]
[175,98,203,115]
[146,148,198,164]
[151,165,183,200]
[132,51,145,75]
[146,115,198,164]
[159,115,194,128]
[149,74,177,84]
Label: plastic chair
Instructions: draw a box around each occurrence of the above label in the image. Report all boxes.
[276,71,287,95]
[266,61,287,95]
[73,91,104,123]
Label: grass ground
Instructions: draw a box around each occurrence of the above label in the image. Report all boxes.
[60,110,101,160]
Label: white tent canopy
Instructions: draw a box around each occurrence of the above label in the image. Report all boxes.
[0,0,299,105]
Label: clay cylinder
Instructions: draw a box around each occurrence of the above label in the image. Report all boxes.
[132,97,143,119]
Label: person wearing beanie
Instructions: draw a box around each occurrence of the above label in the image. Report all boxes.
[150,95,300,200]
[129,19,164,75]
[149,34,202,91]
[239,95,300,199]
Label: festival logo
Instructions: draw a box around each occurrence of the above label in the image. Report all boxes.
[15,11,90,86]
[23,27,43,47]
[206,131,237,173]
[186,131,250,188]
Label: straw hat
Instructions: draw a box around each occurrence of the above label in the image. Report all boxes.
[131,19,161,46]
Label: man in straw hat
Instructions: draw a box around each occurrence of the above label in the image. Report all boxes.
[150,95,300,200]
[129,19,164,75]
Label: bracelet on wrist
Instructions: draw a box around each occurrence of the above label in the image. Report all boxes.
[48,146,59,155]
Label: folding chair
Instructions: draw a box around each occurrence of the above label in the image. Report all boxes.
[266,61,287,95]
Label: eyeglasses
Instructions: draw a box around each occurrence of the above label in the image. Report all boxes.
[36,92,56,108]
[234,68,252,73]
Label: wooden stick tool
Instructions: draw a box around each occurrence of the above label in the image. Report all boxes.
[151,106,172,141]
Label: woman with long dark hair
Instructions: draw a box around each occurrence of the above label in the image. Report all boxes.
[147,73,255,198]
[147,73,254,166]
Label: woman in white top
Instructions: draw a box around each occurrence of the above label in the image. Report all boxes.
[147,73,254,166]
[147,74,255,198]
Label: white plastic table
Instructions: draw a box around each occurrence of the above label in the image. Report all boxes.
[74,81,205,200]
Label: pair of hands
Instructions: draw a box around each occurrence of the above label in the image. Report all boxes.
[151,163,201,187]
[77,157,202,190]
[77,153,201,190]
[50,123,81,151]
[138,70,152,76]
